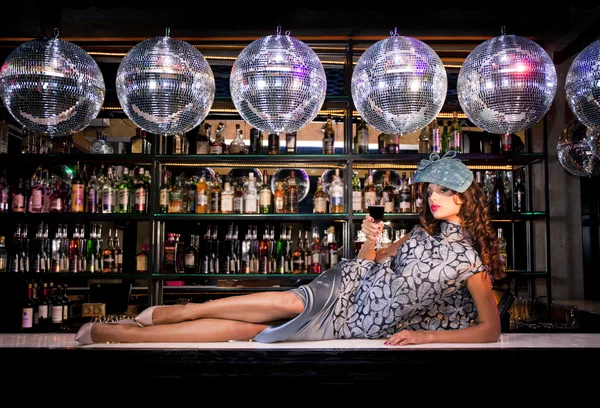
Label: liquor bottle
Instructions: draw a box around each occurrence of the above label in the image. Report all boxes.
[183,234,198,274]
[232,180,244,214]
[0,236,6,272]
[20,224,29,273]
[322,114,335,154]
[136,244,149,273]
[362,170,377,208]
[284,171,299,214]
[221,176,234,214]
[418,125,430,154]
[11,178,26,213]
[28,167,44,213]
[0,170,9,213]
[249,128,263,154]
[50,283,64,332]
[268,133,280,154]
[352,172,362,213]
[329,169,344,213]
[172,133,184,155]
[384,133,399,154]
[229,124,247,154]
[159,170,170,213]
[398,173,412,213]
[381,171,396,213]
[71,162,85,213]
[313,177,327,214]
[273,181,285,214]
[244,173,258,214]
[130,127,144,153]
[210,122,227,154]
[430,120,441,153]
[162,233,178,273]
[498,227,508,274]
[292,229,305,274]
[258,227,271,274]
[513,170,526,212]
[37,282,51,332]
[210,174,222,214]
[113,230,123,273]
[196,171,210,214]
[356,118,369,154]
[492,171,507,213]
[327,226,338,268]
[102,229,115,273]
[451,111,462,153]
[414,182,424,213]
[22,283,35,332]
[60,284,71,331]
[440,120,450,154]
[259,170,272,214]
[310,227,322,274]
[101,166,115,214]
[285,132,297,154]
[501,133,512,152]
[196,122,211,154]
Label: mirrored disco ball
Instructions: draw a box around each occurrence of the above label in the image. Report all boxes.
[0,37,105,137]
[586,126,600,160]
[457,34,557,135]
[271,168,310,202]
[565,39,600,131]
[230,32,327,135]
[116,35,215,136]
[557,119,600,177]
[351,33,447,135]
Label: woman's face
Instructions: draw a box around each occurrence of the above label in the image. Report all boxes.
[426,183,463,224]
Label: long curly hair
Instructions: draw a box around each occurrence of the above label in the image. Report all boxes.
[419,181,506,281]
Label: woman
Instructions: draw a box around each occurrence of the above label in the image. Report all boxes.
[75,151,504,346]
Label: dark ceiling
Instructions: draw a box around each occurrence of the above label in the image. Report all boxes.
[1,2,599,44]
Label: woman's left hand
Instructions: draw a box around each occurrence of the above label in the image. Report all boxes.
[384,330,432,346]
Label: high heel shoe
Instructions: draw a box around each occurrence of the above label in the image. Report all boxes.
[134,305,163,327]
[74,319,138,345]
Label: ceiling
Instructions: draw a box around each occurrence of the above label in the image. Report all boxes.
[0,3,599,118]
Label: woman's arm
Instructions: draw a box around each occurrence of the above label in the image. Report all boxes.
[356,214,410,262]
[384,272,501,346]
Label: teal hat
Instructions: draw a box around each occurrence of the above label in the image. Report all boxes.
[413,150,473,193]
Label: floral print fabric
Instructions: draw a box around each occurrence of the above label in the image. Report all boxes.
[333,221,488,339]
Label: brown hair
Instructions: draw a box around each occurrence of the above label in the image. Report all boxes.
[419,181,506,281]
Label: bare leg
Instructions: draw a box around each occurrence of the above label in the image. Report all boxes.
[152,291,304,325]
[91,318,272,343]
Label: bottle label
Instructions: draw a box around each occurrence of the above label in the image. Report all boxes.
[136,256,147,272]
[135,188,146,211]
[31,189,43,212]
[51,305,62,323]
[22,307,33,328]
[364,191,377,207]
[160,189,168,206]
[274,196,284,212]
[314,197,327,213]
[197,141,209,154]
[12,194,24,212]
[118,189,129,207]
[131,139,143,154]
[71,184,85,212]
[184,253,196,268]
[259,189,272,206]
[352,191,362,212]
[38,305,48,319]
[210,145,222,154]
[330,251,338,267]
[50,197,63,212]
[198,192,208,206]
[221,195,233,212]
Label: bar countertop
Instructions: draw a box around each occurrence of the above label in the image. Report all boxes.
[2,332,599,391]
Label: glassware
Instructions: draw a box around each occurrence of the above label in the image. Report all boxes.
[90,131,114,154]
[270,168,309,202]
[368,204,385,249]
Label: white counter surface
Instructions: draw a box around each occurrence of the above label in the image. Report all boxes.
[1,332,599,349]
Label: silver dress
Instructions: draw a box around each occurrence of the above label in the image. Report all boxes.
[253,221,488,343]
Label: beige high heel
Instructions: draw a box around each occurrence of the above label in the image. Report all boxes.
[134,305,163,327]
[74,319,138,345]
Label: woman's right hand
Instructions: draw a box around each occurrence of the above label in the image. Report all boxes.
[361,215,383,243]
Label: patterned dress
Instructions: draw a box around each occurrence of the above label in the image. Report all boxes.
[253,221,488,343]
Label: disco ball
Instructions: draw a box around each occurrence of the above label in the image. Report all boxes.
[351,31,447,135]
[116,34,215,136]
[557,119,600,177]
[0,36,105,137]
[565,39,600,131]
[457,34,557,135]
[586,126,600,160]
[230,29,327,135]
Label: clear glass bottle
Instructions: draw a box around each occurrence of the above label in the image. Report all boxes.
[430,120,441,153]
[90,131,114,154]
[221,176,234,214]
[229,124,247,154]
[362,170,377,208]
[244,173,258,214]
[329,169,344,213]
[273,181,285,214]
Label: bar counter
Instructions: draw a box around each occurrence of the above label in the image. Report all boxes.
[2,332,599,389]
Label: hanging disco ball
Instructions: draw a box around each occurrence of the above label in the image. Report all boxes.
[457,33,557,136]
[557,119,600,177]
[586,126,600,160]
[565,39,600,131]
[116,32,215,136]
[0,35,105,137]
[351,30,447,135]
[230,28,327,135]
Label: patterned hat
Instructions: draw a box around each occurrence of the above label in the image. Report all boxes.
[413,150,473,193]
